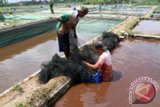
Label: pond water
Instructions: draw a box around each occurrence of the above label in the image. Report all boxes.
[89,5,150,17]
[89,11,145,16]
[133,20,160,34]
[77,18,121,41]
[95,5,150,12]
[54,38,160,107]
[0,18,121,93]
[152,13,160,18]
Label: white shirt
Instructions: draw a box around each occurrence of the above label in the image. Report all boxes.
[95,50,112,80]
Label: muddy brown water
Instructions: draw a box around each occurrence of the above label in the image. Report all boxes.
[133,20,160,34]
[0,29,97,93]
[0,30,59,93]
[54,38,160,107]
[0,19,121,93]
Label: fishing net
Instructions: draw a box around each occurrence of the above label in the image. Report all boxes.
[39,29,95,84]
[102,31,119,51]
[39,30,119,84]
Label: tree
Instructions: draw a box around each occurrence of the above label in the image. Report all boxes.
[43,0,48,4]
[0,0,8,6]
[31,0,36,5]
[84,0,111,4]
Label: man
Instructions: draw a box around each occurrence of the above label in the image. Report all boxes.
[83,41,113,82]
[56,6,89,58]
[49,0,54,14]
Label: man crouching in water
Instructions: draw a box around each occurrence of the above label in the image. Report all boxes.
[83,41,113,82]
[56,7,88,58]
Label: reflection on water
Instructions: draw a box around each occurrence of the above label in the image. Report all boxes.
[54,38,160,107]
[0,30,60,93]
[77,18,120,34]
[0,19,121,93]
[54,83,111,107]
[133,20,160,34]
[0,30,57,61]
[77,18,121,41]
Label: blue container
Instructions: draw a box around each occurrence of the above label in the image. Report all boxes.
[86,70,102,83]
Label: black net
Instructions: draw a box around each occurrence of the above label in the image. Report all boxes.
[102,31,119,51]
[39,29,95,84]
[39,30,119,84]
[79,45,99,64]
[39,53,94,84]
[68,29,82,64]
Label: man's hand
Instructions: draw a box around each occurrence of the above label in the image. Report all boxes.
[83,60,98,70]
[83,61,91,68]
[83,61,88,65]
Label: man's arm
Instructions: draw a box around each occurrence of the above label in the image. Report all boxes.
[56,17,63,22]
[83,61,99,70]
[83,56,103,70]
[56,14,70,23]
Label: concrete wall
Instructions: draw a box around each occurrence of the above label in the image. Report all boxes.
[0,18,57,47]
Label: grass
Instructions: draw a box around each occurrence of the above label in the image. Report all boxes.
[15,103,33,107]
[0,5,49,14]
[131,2,160,6]
[12,84,24,93]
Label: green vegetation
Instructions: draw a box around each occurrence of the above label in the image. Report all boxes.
[0,0,160,6]
[133,0,160,6]
[0,0,8,6]
[0,0,159,15]
[15,103,33,107]
[13,84,24,92]
[84,0,117,4]
[83,0,160,5]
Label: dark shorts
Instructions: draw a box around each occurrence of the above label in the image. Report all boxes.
[57,32,70,52]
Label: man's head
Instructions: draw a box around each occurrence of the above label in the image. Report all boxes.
[94,41,107,54]
[77,6,89,17]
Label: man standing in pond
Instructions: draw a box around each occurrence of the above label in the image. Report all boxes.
[56,7,89,58]
[83,41,113,82]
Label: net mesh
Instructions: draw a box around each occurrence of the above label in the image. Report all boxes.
[39,31,119,84]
